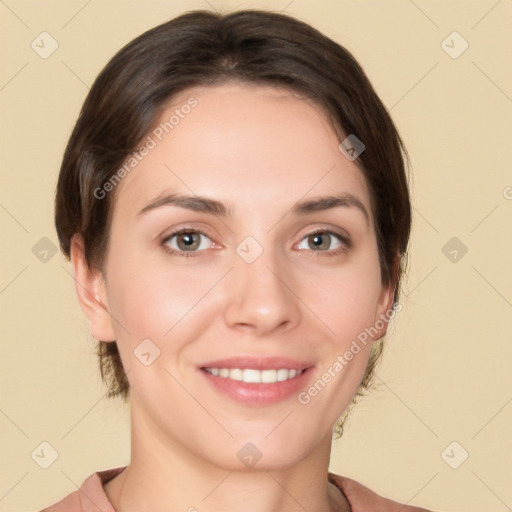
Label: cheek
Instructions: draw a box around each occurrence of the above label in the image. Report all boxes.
[103,252,227,397]
[303,256,384,346]
[104,247,224,347]
[296,261,383,422]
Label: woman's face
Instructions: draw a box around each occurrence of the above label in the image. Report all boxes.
[95,82,394,470]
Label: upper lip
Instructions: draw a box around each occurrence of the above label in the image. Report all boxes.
[199,356,313,371]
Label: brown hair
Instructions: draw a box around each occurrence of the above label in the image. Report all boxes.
[55,9,411,435]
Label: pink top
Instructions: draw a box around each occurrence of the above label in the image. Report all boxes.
[39,467,433,512]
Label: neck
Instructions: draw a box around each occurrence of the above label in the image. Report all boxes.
[104,398,350,512]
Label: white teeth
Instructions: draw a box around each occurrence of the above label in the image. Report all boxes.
[261,369,277,383]
[276,368,289,381]
[230,368,243,381]
[204,367,302,383]
[243,369,261,383]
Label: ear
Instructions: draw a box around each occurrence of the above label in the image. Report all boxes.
[372,255,401,341]
[70,234,116,342]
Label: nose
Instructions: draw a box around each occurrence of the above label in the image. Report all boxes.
[222,251,301,337]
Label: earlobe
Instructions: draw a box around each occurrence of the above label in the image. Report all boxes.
[70,235,116,342]
[372,283,397,341]
[372,252,402,341]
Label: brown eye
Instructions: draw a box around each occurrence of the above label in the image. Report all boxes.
[308,233,330,250]
[296,231,343,252]
[177,232,200,251]
[165,231,212,252]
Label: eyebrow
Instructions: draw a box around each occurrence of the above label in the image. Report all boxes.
[293,194,369,223]
[138,192,369,223]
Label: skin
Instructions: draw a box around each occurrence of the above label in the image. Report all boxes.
[71,82,395,512]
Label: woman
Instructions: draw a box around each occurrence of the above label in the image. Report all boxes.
[43,9,432,512]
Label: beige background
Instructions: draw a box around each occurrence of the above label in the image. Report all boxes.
[1,1,511,510]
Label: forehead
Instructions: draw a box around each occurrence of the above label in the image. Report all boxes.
[113,82,372,219]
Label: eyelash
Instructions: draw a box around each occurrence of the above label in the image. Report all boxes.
[160,228,351,258]
[161,228,213,258]
[300,229,351,257]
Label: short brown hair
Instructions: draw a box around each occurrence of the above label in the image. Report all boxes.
[55,9,411,434]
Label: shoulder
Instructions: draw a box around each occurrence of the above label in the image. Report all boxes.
[38,467,125,512]
[328,473,435,512]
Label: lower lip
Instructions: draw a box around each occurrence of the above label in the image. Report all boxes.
[200,368,313,406]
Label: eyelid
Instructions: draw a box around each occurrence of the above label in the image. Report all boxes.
[160,226,221,257]
[292,227,352,257]
[160,223,220,244]
[294,225,352,245]
[159,224,351,257]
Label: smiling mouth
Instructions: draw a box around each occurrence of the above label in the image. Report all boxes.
[202,367,306,384]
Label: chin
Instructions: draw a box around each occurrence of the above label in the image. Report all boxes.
[201,431,320,473]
